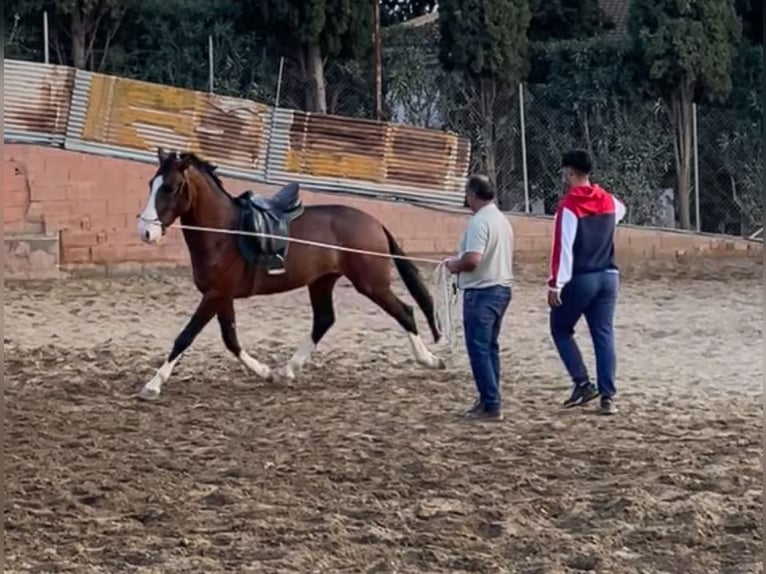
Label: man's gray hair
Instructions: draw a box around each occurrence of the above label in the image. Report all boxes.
[465,174,495,200]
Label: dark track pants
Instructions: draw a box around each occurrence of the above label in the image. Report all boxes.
[550,271,619,397]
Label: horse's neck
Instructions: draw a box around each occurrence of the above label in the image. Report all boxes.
[180,173,239,264]
[182,174,238,230]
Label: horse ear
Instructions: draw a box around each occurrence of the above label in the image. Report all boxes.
[157,147,169,164]
[177,153,193,172]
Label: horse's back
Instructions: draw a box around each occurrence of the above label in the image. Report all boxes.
[303,203,384,225]
[295,203,389,248]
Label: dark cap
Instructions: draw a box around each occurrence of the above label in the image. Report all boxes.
[561,149,592,174]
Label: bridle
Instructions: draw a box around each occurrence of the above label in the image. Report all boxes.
[136,174,191,236]
[136,214,168,235]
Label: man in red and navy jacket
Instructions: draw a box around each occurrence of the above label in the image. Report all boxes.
[547,150,626,415]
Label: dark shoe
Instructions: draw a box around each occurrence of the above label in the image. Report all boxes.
[463,401,504,421]
[480,408,504,422]
[463,400,484,417]
[563,382,599,408]
[598,396,617,415]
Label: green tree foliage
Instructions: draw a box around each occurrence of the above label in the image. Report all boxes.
[439,0,529,83]
[527,0,612,41]
[2,0,760,234]
[383,20,444,126]
[120,0,265,94]
[438,0,530,200]
[629,0,741,229]
[242,0,374,114]
[525,38,674,219]
[734,0,762,44]
[5,0,126,70]
[697,43,762,234]
[5,2,44,62]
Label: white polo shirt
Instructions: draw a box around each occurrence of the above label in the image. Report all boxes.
[457,202,514,290]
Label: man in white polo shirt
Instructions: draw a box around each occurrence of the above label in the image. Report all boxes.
[445,174,514,420]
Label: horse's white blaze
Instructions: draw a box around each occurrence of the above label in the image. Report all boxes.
[238,350,271,379]
[285,336,316,379]
[408,333,443,368]
[139,355,180,398]
[137,175,164,244]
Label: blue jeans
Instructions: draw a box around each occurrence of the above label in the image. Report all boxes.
[463,285,512,411]
[550,271,619,397]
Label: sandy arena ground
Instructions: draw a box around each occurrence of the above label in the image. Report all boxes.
[4,258,763,573]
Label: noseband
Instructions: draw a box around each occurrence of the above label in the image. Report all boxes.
[136,176,190,235]
[136,214,168,235]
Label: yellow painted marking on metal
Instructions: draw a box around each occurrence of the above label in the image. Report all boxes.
[104,79,198,148]
[285,149,383,180]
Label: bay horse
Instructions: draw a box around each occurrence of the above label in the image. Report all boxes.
[135,148,444,400]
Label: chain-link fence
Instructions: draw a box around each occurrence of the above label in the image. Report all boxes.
[437,82,761,238]
[696,102,762,237]
[5,9,762,237]
[521,85,677,227]
[4,11,376,119]
[523,87,762,237]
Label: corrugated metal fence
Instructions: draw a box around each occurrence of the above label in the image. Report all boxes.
[4,59,470,207]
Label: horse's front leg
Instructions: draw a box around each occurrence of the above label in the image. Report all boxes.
[217,298,272,379]
[137,295,221,401]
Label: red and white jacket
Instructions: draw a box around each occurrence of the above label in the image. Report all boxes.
[548,184,626,291]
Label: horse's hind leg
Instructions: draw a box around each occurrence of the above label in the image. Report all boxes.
[284,274,340,379]
[137,295,220,401]
[218,298,272,380]
[358,284,444,370]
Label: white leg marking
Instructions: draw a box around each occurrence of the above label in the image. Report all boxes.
[238,350,272,379]
[408,333,445,369]
[137,175,164,244]
[284,336,316,379]
[137,356,179,401]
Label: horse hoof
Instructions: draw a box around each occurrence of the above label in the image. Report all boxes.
[435,357,446,370]
[136,387,160,401]
[283,365,297,380]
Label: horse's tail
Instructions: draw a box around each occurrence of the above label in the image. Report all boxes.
[383,226,441,344]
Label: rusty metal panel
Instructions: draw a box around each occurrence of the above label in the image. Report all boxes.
[65,72,272,179]
[283,112,387,181]
[267,110,470,205]
[385,124,464,191]
[5,61,470,207]
[3,59,74,145]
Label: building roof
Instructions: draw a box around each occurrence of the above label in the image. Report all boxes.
[389,10,438,29]
[387,1,631,38]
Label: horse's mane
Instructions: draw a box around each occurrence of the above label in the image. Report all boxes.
[177,152,231,197]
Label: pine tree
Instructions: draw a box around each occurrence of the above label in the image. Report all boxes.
[248,0,373,114]
[439,0,530,186]
[629,0,741,229]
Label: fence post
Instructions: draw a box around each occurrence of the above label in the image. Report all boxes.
[275,56,284,109]
[43,11,50,64]
[373,0,382,121]
[265,57,285,183]
[208,35,214,93]
[692,102,700,233]
[518,82,530,213]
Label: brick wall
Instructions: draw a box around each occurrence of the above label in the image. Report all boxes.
[3,144,761,277]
